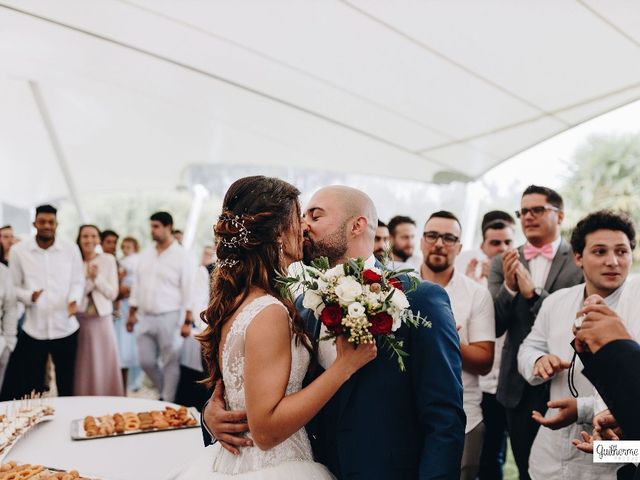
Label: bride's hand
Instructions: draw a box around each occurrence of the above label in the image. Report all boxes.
[334,335,377,376]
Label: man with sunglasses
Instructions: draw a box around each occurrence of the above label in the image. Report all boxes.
[420,210,495,480]
[488,185,583,480]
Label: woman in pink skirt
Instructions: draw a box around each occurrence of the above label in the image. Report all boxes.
[74,225,124,396]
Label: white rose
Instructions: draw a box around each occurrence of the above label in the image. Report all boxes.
[390,290,410,311]
[324,264,345,280]
[334,276,363,304]
[391,311,403,332]
[347,302,366,318]
[365,290,381,309]
[302,289,324,315]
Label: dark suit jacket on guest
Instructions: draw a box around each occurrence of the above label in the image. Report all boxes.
[488,239,583,408]
[578,340,640,480]
[300,278,465,480]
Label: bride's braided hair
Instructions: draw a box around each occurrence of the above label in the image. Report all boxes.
[198,175,312,387]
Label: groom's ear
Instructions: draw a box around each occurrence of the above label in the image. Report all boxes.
[351,215,368,237]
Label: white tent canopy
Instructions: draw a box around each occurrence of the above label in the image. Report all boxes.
[2,1,640,210]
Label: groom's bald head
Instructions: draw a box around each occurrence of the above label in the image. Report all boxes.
[319,186,377,236]
[303,186,377,266]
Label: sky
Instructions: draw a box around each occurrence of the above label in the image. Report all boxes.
[482,99,640,194]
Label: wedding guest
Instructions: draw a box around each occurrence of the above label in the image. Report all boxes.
[488,185,583,480]
[172,229,184,245]
[453,211,515,480]
[373,220,390,262]
[419,210,495,480]
[0,226,15,266]
[126,212,194,401]
[455,211,515,286]
[0,263,18,388]
[175,245,214,409]
[100,229,119,255]
[117,236,141,392]
[517,210,633,479]
[74,225,123,396]
[1,205,84,399]
[387,215,421,271]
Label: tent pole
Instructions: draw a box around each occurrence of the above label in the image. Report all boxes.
[29,80,87,223]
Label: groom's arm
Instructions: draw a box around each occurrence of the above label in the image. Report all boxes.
[201,382,253,452]
[410,283,465,479]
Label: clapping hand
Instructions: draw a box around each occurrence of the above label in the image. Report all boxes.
[88,264,99,280]
[502,250,519,292]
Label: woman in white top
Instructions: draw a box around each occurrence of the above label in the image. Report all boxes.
[74,225,124,396]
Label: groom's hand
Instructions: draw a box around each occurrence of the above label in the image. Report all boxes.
[204,380,253,455]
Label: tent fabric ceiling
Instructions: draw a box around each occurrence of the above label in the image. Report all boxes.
[2,0,640,208]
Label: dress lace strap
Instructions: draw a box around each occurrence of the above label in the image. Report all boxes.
[231,295,288,339]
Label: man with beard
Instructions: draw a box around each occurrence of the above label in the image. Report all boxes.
[203,186,465,479]
[126,212,194,402]
[387,215,421,272]
[373,220,390,262]
[419,210,495,480]
[1,204,84,399]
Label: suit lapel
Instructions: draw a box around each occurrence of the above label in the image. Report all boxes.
[518,245,530,271]
[544,239,571,291]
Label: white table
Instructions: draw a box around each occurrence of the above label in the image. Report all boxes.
[1,396,204,480]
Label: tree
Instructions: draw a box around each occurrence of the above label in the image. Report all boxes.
[561,132,640,264]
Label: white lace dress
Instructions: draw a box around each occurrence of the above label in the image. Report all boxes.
[176,295,334,479]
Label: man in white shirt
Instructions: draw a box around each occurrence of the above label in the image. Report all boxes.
[419,210,495,480]
[488,185,583,480]
[1,205,84,399]
[387,215,422,272]
[455,210,515,480]
[517,210,635,479]
[126,211,194,402]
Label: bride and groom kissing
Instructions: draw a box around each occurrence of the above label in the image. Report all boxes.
[179,176,466,479]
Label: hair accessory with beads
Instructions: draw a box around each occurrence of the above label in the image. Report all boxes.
[218,214,251,249]
[218,258,239,269]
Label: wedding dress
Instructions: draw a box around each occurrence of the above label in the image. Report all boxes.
[176,295,334,479]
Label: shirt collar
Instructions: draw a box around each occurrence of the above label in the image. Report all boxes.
[584,281,627,310]
[363,254,377,269]
[29,236,62,252]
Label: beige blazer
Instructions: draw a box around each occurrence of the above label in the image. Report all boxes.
[83,253,119,317]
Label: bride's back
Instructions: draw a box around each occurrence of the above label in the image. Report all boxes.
[214,294,314,474]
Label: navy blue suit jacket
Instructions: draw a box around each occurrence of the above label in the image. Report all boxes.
[202,278,465,479]
[301,278,465,479]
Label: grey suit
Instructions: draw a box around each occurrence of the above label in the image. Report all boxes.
[488,239,583,480]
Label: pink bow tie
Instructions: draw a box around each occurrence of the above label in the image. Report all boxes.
[523,243,554,261]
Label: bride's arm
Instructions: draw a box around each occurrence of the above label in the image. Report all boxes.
[244,304,375,451]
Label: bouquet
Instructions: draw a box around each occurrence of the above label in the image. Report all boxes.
[282,257,430,371]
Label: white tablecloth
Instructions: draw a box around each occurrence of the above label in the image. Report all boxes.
[1,396,204,480]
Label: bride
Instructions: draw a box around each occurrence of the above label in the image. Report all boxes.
[177,176,376,479]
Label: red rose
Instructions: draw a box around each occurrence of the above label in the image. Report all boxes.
[369,312,393,335]
[389,277,404,291]
[362,269,382,284]
[320,305,343,332]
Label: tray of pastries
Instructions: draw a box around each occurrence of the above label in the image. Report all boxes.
[70,406,199,440]
[0,461,97,480]
[0,397,55,462]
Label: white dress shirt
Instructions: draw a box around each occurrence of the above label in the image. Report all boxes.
[0,264,18,352]
[444,270,496,433]
[9,237,84,340]
[129,241,194,315]
[517,283,620,480]
[317,255,377,370]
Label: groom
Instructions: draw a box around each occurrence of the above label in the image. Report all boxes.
[202,186,465,479]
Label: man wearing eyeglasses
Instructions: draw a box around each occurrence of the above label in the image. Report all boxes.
[420,210,496,480]
[488,185,583,480]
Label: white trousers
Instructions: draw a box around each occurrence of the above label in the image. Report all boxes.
[136,311,183,402]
